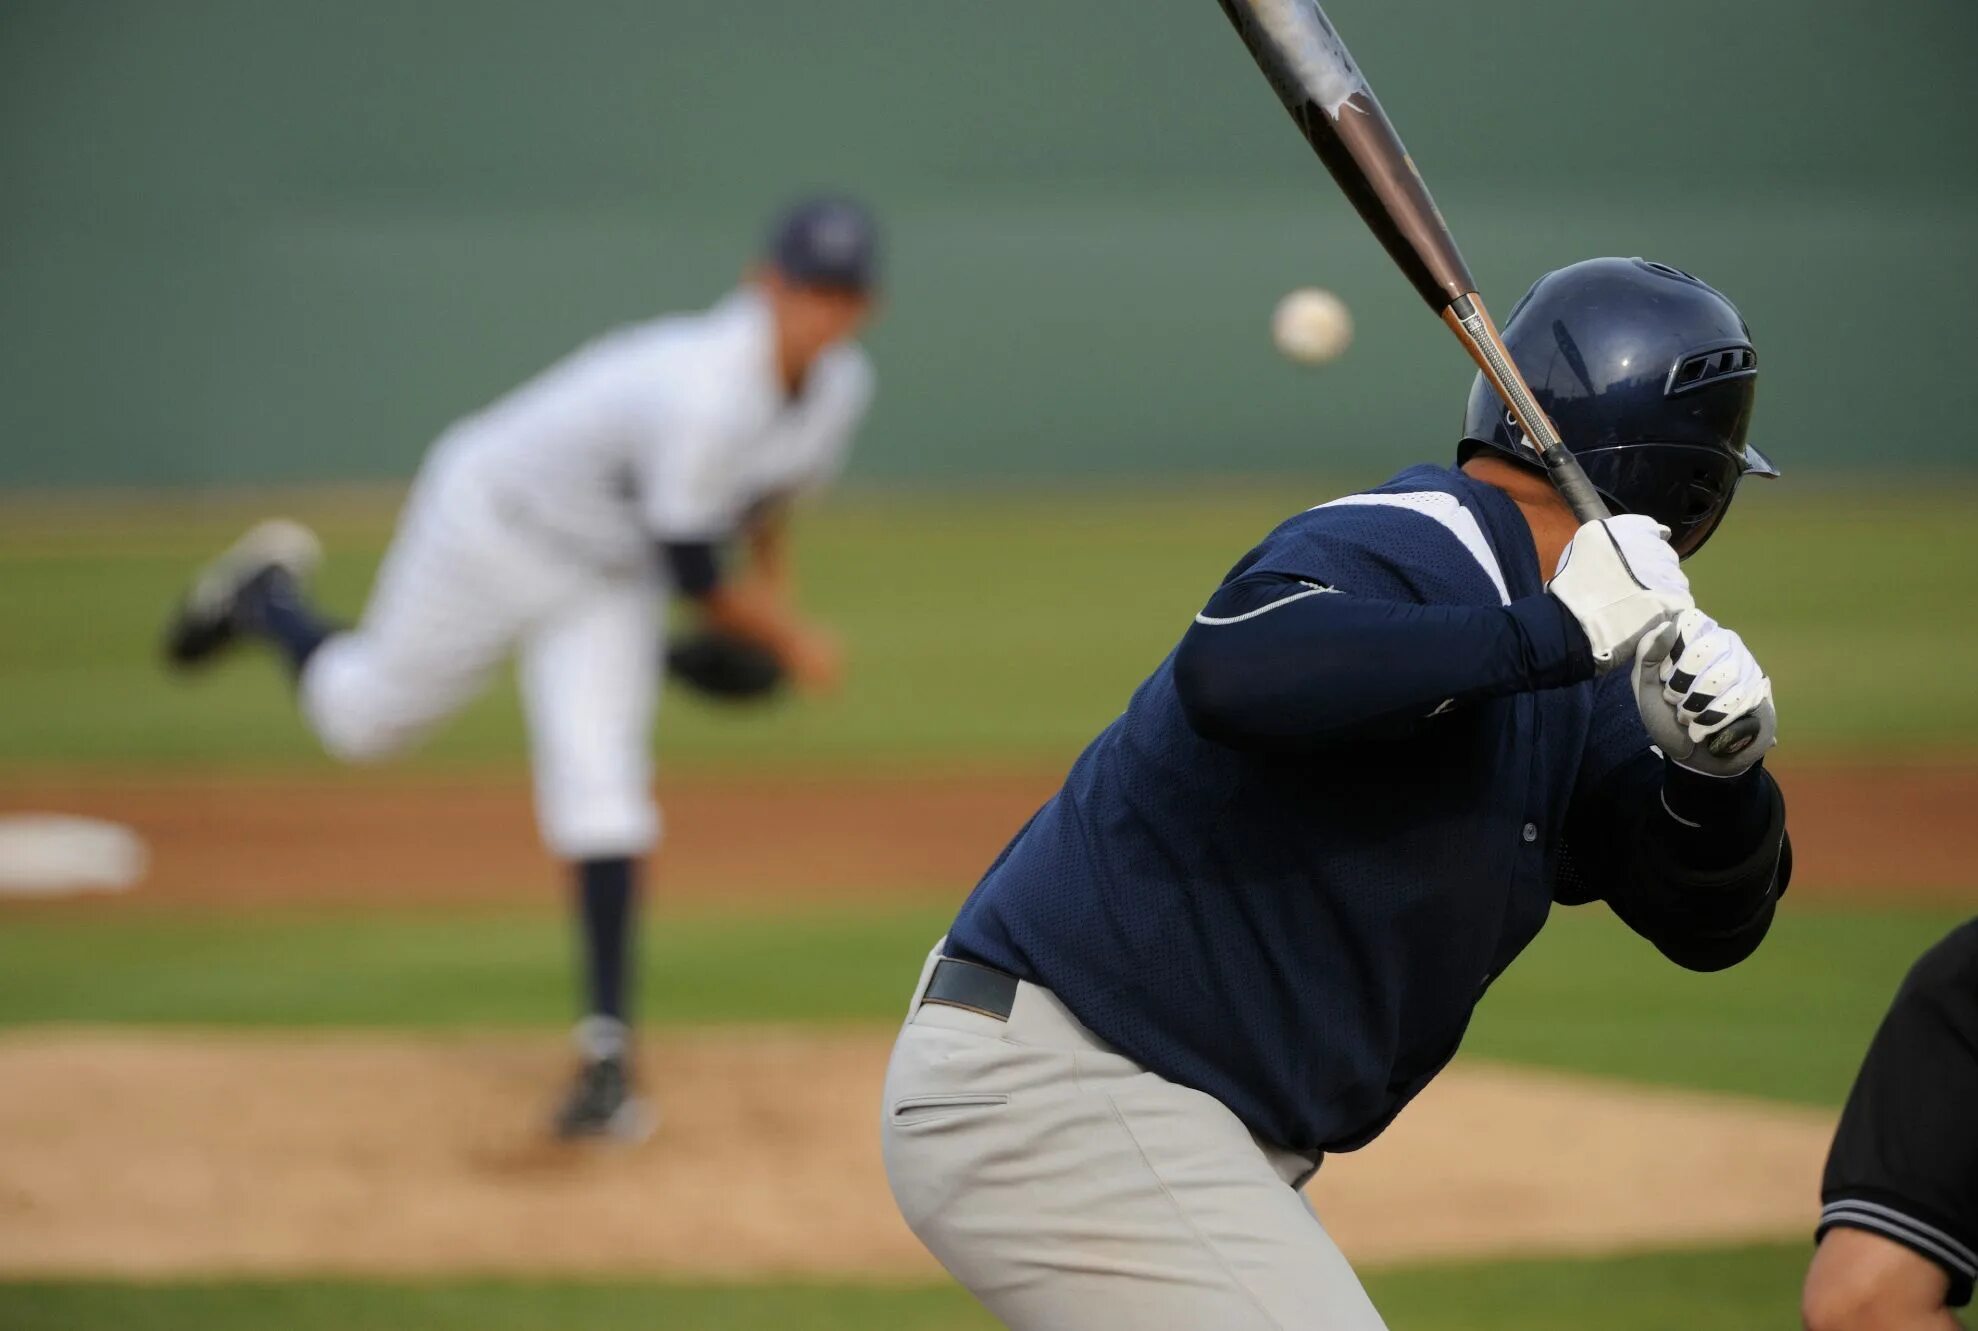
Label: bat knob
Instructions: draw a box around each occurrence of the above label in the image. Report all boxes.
[1705,713,1763,759]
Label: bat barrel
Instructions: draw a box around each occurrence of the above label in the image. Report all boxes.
[1217,0,1476,311]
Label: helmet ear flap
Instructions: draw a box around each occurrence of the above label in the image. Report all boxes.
[1575,443,1743,559]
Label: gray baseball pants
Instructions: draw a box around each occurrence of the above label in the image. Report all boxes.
[881,942,1390,1330]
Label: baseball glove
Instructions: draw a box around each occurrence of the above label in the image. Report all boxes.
[666,631,785,702]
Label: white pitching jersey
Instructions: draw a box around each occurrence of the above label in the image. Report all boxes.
[446,288,874,570]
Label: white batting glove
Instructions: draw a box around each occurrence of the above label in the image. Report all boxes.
[1547,516,1694,673]
[1633,609,1777,777]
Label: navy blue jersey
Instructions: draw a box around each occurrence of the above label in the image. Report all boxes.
[947,464,1779,1154]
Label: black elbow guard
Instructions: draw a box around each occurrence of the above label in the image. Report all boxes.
[1637,781,1791,971]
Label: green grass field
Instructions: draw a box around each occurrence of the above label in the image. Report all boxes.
[0,1243,1816,1331]
[0,902,1956,1110]
[3,482,1976,770]
[2,487,1972,1329]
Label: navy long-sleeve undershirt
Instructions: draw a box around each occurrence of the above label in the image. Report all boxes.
[1172,572,1595,751]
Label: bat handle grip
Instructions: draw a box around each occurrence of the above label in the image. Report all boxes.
[1444,295,1609,524]
[1705,713,1764,760]
[1538,447,1608,525]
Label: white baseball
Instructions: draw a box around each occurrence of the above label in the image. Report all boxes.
[1271,287,1353,365]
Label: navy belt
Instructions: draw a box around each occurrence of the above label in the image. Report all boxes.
[919,956,1018,1021]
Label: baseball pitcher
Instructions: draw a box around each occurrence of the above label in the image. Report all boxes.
[166,197,881,1140]
[881,258,1792,1328]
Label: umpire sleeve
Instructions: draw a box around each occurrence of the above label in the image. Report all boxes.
[1818,918,1978,1308]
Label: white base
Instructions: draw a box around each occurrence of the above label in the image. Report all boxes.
[0,814,147,896]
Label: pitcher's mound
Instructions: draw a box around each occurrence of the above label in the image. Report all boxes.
[0,1029,1832,1278]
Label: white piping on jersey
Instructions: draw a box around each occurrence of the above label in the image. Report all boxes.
[1821,1200,1978,1276]
[1309,491,1511,606]
[1193,581,1339,626]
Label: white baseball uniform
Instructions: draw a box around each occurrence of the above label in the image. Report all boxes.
[301,288,873,859]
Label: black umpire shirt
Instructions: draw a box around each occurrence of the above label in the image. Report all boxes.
[1820,916,1978,1307]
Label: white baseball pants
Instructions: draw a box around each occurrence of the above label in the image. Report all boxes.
[881,943,1390,1330]
[300,436,662,861]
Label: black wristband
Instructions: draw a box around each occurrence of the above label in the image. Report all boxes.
[1657,760,1778,873]
[1662,759,1765,826]
[659,540,722,599]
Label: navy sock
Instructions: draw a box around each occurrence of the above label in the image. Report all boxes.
[237,567,335,675]
[575,856,638,1025]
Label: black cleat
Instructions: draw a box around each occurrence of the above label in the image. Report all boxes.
[552,1019,657,1142]
[163,519,321,668]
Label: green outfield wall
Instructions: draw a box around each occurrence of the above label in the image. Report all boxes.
[3,0,1973,488]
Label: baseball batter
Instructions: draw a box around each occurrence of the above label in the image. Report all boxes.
[166,197,881,1139]
[881,258,1793,1328]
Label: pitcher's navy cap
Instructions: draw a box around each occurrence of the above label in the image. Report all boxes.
[766,196,879,292]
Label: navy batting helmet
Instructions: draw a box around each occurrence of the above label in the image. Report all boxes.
[1459,257,1777,558]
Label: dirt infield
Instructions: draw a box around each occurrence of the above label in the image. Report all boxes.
[1,759,1973,910]
[0,1029,1833,1279]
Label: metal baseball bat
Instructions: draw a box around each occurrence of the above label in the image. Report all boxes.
[1217,0,1760,759]
[1215,0,1603,521]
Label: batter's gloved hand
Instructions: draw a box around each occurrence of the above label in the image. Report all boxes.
[1632,609,1776,776]
[666,630,786,702]
[1547,515,1694,673]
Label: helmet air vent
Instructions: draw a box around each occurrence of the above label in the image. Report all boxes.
[1668,344,1757,396]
